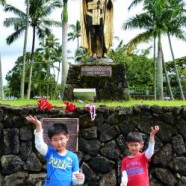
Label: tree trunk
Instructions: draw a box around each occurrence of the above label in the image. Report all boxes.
[153,35,157,100]
[0,54,4,99]
[161,47,174,100]
[167,33,185,100]
[156,32,164,100]
[20,0,29,99]
[52,60,61,99]
[60,1,68,100]
[27,26,36,99]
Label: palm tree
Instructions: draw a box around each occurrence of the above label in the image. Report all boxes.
[68,20,81,50]
[51,44,62,96]
[36,34,62,98]
[156,31,164,100]
[0,0,6,99]
[123,0,167,99]
[128,0,158,100]
[60,0,68,100]
[20,0,29,99]
[165,0,186,100]
[127,0,186,100]
[4,0,62,99]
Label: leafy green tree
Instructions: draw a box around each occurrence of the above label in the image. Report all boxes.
[75,47,89,63]
[6,60,23,98]
[166,57,186,94]
[126,54,154,88]
[31,51,56,98]
[109,40,133,65]
[35,35,62,98]
[3,86,11,98]
[4,0,62,98]
[109,41,154,91]
[5,47,61,98]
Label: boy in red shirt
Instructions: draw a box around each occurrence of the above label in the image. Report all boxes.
[121,126,159,186]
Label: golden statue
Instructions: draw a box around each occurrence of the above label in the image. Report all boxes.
[81,0,113,60]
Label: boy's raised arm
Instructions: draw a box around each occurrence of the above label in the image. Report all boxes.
[145,125,159,159]
[25,115,48,156]
[150,125,159,142]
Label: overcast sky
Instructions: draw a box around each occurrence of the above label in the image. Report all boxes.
[0,0,186,85]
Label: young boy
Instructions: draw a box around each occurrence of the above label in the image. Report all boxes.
[120,126,159,186]
[26,115,85,186]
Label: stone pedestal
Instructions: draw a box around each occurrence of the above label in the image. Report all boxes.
[64,63,129,101]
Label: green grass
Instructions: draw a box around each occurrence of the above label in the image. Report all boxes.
[0,99,185,107]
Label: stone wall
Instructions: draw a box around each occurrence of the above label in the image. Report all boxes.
[0,105,186,186]
[64,64,129,101]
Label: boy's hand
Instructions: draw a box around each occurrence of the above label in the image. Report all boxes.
[25,115,42,132]
[150,125,159,142]
[73,172,85,181]
[73,172,85,185]
[150,125,159,136]
[120,183,127,186]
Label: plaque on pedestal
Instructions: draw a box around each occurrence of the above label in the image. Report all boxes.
[81,66,112,76]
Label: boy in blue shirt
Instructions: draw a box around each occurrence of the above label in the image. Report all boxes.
[26,115,85,186]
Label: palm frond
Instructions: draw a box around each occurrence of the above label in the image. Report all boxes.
[6,27,26,45]
[42,20,62,27]
[126,31,153,53]
[4,17,26,29]
[128,0,143,10]
[123,13,153,30]
[169,29,186,41]
[4,4,26,18]
[42,0,62,16]
[37,26,52,38]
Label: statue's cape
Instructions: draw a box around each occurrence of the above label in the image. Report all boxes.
[81,0,113,56]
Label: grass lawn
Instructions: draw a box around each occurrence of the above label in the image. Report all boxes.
[0,99,185,107]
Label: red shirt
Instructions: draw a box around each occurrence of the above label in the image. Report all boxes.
[121,152,151,186]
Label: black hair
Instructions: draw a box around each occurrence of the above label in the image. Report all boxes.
[48,123,68,139]
[126,131,143,142]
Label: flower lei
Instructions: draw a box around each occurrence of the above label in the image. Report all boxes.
[37,98,52,110]
[85,104,96,121]
[64,101,76,112]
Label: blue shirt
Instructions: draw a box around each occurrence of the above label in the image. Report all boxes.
[44,147,79,186]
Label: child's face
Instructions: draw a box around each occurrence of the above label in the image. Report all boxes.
[50,133,69,154]
[126,141,144,156]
